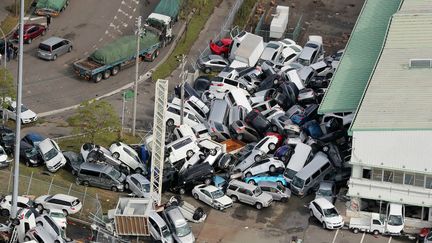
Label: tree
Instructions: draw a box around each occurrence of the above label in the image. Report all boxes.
[68,99,120,143]
[0,68,16,123]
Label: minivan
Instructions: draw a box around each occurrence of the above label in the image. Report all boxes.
[224,89,252,112]
[165,136,199,165]
[290,151,333,197]
[163,206,195,243]
[148,211,174,243]
[208,100,231,141]
[76,162,126,192]
[37,37,72,61]
[165,103,201,128]
[283,143,312,183]
[226,179,273,210]
[173,124,196,141]
[171,96,209,122]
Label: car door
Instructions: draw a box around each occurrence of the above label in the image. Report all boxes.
[47,198,60,210]
[252,159,268,175]
[60,40,69,55]
[130,177,142,197]
[100,173,113,189]
[201,189,212,205]
[6,104,16,120]
[244,189,254,205]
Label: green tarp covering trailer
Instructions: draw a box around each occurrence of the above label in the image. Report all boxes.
[35,0,69,16]
[153,0,181,20]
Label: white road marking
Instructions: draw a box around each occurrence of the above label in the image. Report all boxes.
[132,0,139,5]
[114,15,118,20]
[387,236,392,243]
[132,7,136,12]
[360,232,365,243]
[331,229,339,243]
[99,38,103,42]
[23,16,45,21]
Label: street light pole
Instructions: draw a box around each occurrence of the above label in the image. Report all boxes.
[11,0,24,220]
[0,28,7,71]
[177,54,187,125]
[132,16,142,136]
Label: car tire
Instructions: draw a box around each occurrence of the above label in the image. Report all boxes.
[254,155,261,162]
[103,70,111,79]
[0,209,9,217]
[210,149,217,156]
[27,38,32,44]
[353,228,359,234]
[112,66,120,76]
[68,46,73,52]
[236,134,243,140]
[37,204,44,211]
[268,143,276,151]
[52,54,57,61]
[230,195,238,203]
[36,221,43,227]
[272,125,278,132]
[71,170,77,176]
[204,67,211,74]
[204,178,212,185]
[124,182,129,190]
[82,181,89,187]
[322,222,327,229]
[135,168,143,174]
[166,119,174,127]
[193,193,199,200]
[373,230,379,235]
[179,188,186,195]
[245,172,252,178]
[186,150,194,158]
[112,152,120,159]
[24,237,31,241]
[62,209,69,216]
[281,197,288,203]
[248,180,256,185]
[41,30,46,36]
[322,145,329,152]
[94,73,103,83]
[269,165,276,173]
[255,203,263,210]
[111,186,118,192]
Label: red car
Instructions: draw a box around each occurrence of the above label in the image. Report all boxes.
[209,38,232,56]
[13,24,47,44]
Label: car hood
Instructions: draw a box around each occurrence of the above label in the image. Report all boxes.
[21,109,37,120]
[325,215,343,225]
[35,195,50,204]
[258,192,273,202]
[216,195,233,206]
[0,154,7,163]
[178,232,195,243]
[46,153,65,166]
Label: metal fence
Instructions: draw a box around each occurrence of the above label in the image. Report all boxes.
[0,169,102,222]
[255,14,304,42]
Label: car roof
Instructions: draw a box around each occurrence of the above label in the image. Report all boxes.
[319,181,335,189]
[208,55,225,61]
[80,161,111,171]
[166,207,187,226]
[229,179,257,190]
[51,194,77,202]
[130,174,150,184]
[40,37,67,46]
[24,133,45,143]
[257,181,278,187]
[38,139,54,153]
[203,185,219,192]
[313,197,334,209]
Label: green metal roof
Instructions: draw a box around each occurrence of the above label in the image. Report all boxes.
[318,0,402,114]
[351,0,432,132]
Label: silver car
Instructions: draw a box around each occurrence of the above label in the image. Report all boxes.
[37,37,73,61]
[196,54,229,74]
[258,181,291,202]
[232,149,265,173]
[226,179,273,210]
[314,180,337,204]
[163,206,195,243]
[125,174,150,198]
[229,120,260,142]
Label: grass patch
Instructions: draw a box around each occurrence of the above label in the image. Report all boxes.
[1,0,35,35]
[58,132,141,152]
[151,0,220,80]
[232,0,256,29]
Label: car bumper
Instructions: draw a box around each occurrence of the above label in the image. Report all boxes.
[326,222,344,229]
[37,51,54,60]
[46,160,66,172]
[21,115,38,124]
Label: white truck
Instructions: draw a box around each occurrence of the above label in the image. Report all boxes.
[349,211,403,235]
[229,32,264,68]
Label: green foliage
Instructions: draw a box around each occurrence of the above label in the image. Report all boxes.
[232,0,256,29]
[67,99,120,143]
[0,68,16,109]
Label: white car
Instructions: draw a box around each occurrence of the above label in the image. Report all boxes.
[276,45,302,66]
[0,195,33,217]
[310,60,334,78]
[243,158,285,177]
[48,208,67,229]
[232,149,266,172]
[165,103,201,128]
[37,138,66,172]
[171,96,210,122]
[0,145,8,166]
[259,41,284,63]
[80,143,111,162]
[254,135,279,154]
[125,174,150,198]
[309,198,344,230]
[35,213,68,240]
[252,99,282,116]
[192,184,233,210]
[208,77,250,96]
[2,97,38,124]
[278,38,297,49]
[109,142,145,173]
[165,136,200,165]
[35,194,82,215]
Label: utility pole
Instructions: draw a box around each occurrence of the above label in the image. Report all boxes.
[176,54,187,125]
[132,16,142,136]
[11,0,24,220]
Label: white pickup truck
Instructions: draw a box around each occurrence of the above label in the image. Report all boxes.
[349,213,385,235]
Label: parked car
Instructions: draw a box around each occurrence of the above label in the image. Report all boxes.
[192,184,233,210]
[174,82,201,101]
[15,208,38,243]
[13,23,47,44]
[208,77,250,96]
[0,126,15,154]
[165,103,201,128]
[315,181,337,204]
[253,135,279,154]
[35,214,69,241]
[76,162,126,192]
[244,174,288,187]
[226,179,273,210]
[259,41,284,63]
[162,205,195,243]
[209,38,232,56]
[63,151,84,175]
[171,96,210,122]
[35,194,82,216]
[0,146,8,169]
[24,225,63,243]
[165,136,200,165]
[243,158,285,177]
[193,76,211,96]
[1,97,38,124]
[47,208,67,229]
[257,181,291,202]
[0,195,33,217]
[275,45,302,66]
[125,173,150,198]
[37,36,73,61]
[297,35,324,66]
[228,106,248,126]
[309,198,344,230]
[148,210,174,243]
[196,55,229,73]
[245,109,271,134]
[274,145,294,164]
[229,120,260,142]
[37,138,66,172]
[109,142,145,174]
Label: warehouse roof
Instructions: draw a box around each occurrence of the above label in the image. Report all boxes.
[318,0,402,114]
[351,0,432,132]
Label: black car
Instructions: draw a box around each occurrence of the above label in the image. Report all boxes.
[273,81,299,110]
[193,76,211,96]
[63,151,85,175]
[0,126,15,154]
[20,133,45,167]
[174,82,201,101]
[257,74,280,91]
[245,109,271,134]
[170,162,214,194]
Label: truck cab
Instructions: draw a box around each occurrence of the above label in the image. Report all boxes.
[146,13,173,44]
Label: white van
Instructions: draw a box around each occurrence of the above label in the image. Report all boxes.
[165,103,201,128]
[173,124,196,141]
[148,211,174,243]
[171,96,209,122]
[192,123,211,140]
[224,89,252,112]
[166,136,199,165]
[386,203,405,234]
[283,143,312,183]
[290,151,333,197]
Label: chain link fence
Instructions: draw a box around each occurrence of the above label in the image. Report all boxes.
[254,14,304,42]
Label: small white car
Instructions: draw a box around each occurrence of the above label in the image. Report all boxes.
[165,136,200,165]
[260,41,284,63]
[309,198,344,230]
[0,145,8,166]
[232,149,266,172]
[252,99,282,116]
[171,96,210,122]
[125,173,150,198]
[37,138,66,172]
[35,194,82,215]
[35,214,67,240]
[208,77,250,96]
[192,184,233,210]
[165,103,201,128]
[2,97,38,124]
[254,135,279,154]
[243,158,285,177]
[276,45,302,66]
[48,208,67,229]
[0,195,33,217]
[109,142,145,174]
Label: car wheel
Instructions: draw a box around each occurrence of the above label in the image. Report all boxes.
[353,228,359,234]
[248,180,256,185]
[166,119,174,127]
[245,172,252,178]
[204,67,211,74]
[52,54,57,61]
[373,230,379,235]
[322,222,327,229]
[269,165,276,173]
[210,149,217,156]
[326,73,333,79]
[68,46,73,52]
[193,193,199,200]
[103,70,111,79]
[71,170,77,176]
[135,168,143,174]
[27,38,32,44]
[37,204,44,211]
[25,161,31,167]
[94,73,103,83]
[82,181,89,186]
[281,197,288,203]
[254,155,261,162]
[276,181,283,187]
[111,186,118,192]
[111,65,120,76]
[41,30,46,36]
[272,125,278,132]
[255,203,263,210]
[268,143,276,151]
[112,152,120,159]
[62,209,69,216]
[179,188,186,195]
[230,195,238,202]
[322,146,329,152]
[24,237,31,241]
[204,178,212,185]
[0,209,9,217]
[236,134,243,140]
[124,182,129,190]
[186,150,194,158]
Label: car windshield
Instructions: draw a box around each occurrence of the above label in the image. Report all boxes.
[161,225,171,238]
[387,215,403,226]
[284,168,297,179]
[215,40,223,46]
[108,168,122,180]
[253,187,262,196]
[26,148,38,158]
[267,43,280,49]
[318,189,332,197]
[277,185,285,191]
[2,132,14,141]
[43,148,58,161]
[323,207,339,217]
[142,183,150,192]
[21,105,28,112]
[305,43,319,49]
[201,56,210,62]
[176,224,191,237]
[291,176,304,188]
[50,212,65,218]
[211,189,225,199]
